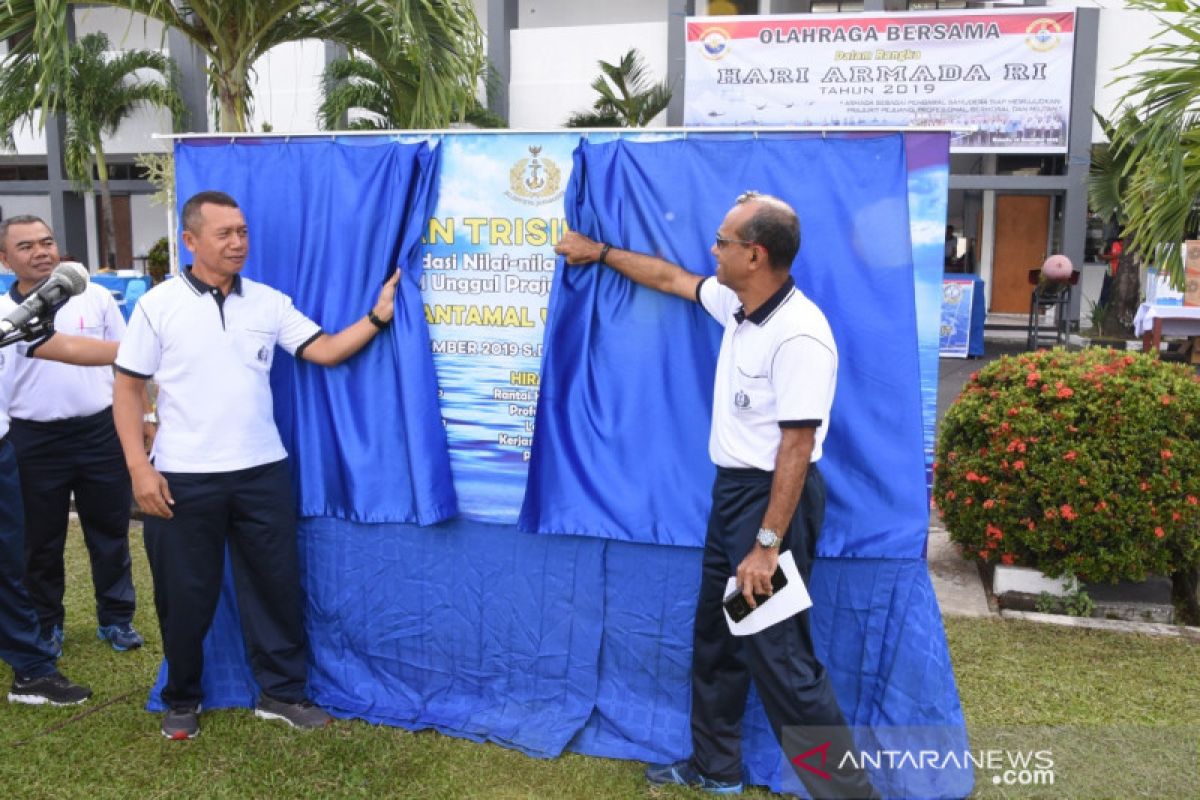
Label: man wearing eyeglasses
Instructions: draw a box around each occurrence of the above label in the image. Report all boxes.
[555,192,877,798]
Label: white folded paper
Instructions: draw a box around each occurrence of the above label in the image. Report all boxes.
[722,550,812,636]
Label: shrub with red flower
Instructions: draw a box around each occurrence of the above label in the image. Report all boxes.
[934,348,1200,582]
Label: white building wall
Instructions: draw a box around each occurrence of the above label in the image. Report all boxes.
[516,0,669,28]
[509,22,670,128]
[247,40,328,133]
[73,6,167,50]
[130,193,166,262]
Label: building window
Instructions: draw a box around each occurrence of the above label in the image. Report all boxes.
[0,164,50,181]
[811,1,864,10]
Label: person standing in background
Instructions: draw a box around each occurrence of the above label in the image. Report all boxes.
[0,215,146,658]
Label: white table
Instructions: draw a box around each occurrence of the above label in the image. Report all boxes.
[1134,304,1200,352]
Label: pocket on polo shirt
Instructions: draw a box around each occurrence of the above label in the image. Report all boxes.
[732,372,771,415]
[64,322,104,339]
[236,331,276,372]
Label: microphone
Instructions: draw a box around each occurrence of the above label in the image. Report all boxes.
[0,261,90,335]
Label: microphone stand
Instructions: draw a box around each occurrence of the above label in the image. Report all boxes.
[0,321,54,349]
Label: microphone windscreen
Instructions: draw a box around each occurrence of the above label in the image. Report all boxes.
[52,261,90,295]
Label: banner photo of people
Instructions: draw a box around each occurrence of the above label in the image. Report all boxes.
[419,134,575,523]
[684,9,1075,153]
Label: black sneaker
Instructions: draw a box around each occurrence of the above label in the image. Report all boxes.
[161,705,200,740]
[7,671,92,706]
[253,695,333,729]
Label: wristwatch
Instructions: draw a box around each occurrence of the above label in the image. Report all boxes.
[756,527,781,548]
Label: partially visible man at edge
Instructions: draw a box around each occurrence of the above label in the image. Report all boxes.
[0,215,147,660]
[111,190,400,741]
[554,192,879,799]
[0,215,127,706]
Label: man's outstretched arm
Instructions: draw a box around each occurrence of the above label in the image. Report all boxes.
[554,231,703,302]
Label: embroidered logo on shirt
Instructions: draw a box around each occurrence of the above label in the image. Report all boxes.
[734,390,750,409]
[256,346,269,363]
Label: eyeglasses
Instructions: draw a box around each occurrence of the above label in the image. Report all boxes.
[715,234,758,249]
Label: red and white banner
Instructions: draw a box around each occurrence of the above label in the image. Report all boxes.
[684,9,1075,153]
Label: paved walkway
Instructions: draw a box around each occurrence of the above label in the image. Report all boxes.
[926,337,1026,617]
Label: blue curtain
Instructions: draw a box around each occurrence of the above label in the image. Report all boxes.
[522,135,929,557]
[174,139,456,524]
[161,134,970,798]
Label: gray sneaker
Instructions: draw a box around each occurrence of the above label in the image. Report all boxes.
[161,705,200,740]
[8,670,92,706]
[254,695,333,729]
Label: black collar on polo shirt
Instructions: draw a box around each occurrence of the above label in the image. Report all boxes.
[734,276,795,325]
[182,267,244,298]
[8,281,28,304]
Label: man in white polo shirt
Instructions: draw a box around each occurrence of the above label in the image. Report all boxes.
[0,225,127,704]
[555,193,878,798]
[111,190,399,741]
[0,215,145,659]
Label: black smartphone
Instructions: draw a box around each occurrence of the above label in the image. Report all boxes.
[723,567,788,623]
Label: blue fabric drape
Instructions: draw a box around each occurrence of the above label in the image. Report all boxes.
[159,134,970,798]
[148,522,969,797]
[174,139,456,524]
[521,136,929,557]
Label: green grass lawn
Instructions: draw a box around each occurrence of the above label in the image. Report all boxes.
[1,524,1197,798]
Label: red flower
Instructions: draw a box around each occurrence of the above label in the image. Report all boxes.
[1000,553,1015,566]
[983,499,996,509]
[1012,460,1025,471]
[1007,407,1020,417]
[1172,512,1182,522]
[1094,500,1108,512]
[1140,481,1150,491]
[1161,450,1173,460]
[1188,496,1198,505]
[1044,507,1058,520]
[978,550,990,561]
[1060,504,1078,521]
[1063,451,1077,462]
[945,490,956,501]
[966,471,980,482]
[1026,521,1037,531]
[1154,527,1165,539]
[986,524,1003,540]
[1161,395,1173,406]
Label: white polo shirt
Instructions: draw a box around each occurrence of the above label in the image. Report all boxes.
[698,276,837,470]
[115,270,323,473]
[0,283,125,421]
[0,331,51,440]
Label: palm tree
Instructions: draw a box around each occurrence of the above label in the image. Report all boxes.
[1088,110,1144,336]
[565,48,671,129]
[1103,0,1200,289]
[318,54,504,131]
[0,0,485,133]
[0,32,182,269]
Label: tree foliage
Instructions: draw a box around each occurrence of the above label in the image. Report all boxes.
[319,53,503,131]
[0,0,485,132]
[565,49,670,129]
[1103,0,1200,288]
[0,31,181,267]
